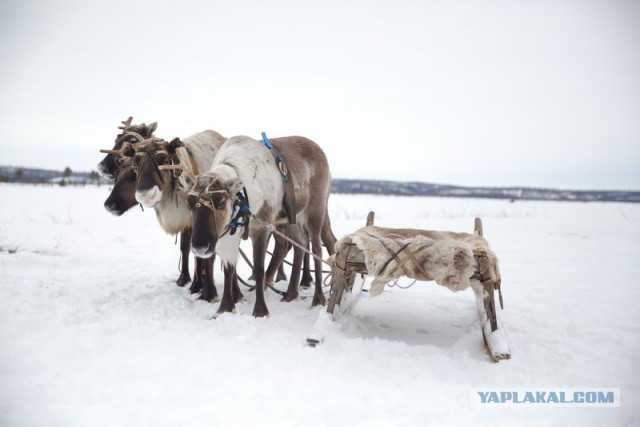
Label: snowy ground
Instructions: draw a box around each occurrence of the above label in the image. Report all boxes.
[1,184,638,426]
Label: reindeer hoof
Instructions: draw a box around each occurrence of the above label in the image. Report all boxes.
[299,278,312,289]
[176,273,191,287]
[233,292,245,304]
[252,303,269,318]
[276,271,288,283]
[189,278,202,294]
[252,309,269,318]
[200,295,220,303]
[216,300,235,315]
[198,290,219,303]
[311,294,326,307]
[198,286,218,302]
[281,292,299,302]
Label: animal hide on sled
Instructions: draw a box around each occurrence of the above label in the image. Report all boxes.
[338,226,500,296]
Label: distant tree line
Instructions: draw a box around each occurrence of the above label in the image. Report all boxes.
[0,166,106,186]
[1,165,638,203]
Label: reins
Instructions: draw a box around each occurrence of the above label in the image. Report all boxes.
[236,246,331,296]
[258,219,332,268]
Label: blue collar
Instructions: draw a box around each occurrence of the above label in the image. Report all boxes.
[224,188,251,237]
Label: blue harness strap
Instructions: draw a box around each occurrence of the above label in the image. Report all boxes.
[227,188,251,237]
[260,131,296,224]
[261,132,290,182]
[261,132,273,149]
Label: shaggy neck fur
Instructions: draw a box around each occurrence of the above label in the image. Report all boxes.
[154,130,226,235]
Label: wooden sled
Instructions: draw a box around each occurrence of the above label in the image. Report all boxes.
[307,212,511,362]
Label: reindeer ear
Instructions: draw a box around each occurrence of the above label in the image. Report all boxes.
[169,138,184,151]
[148,122,158,134]
[228,177,244,195]
[168,137,184,153]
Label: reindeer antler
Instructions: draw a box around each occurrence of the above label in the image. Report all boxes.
[204,180,229,195]
[118,116,133,131]
[159,163,196,185]
[122,132,146,142]
[100,140,132,156]
[99,136,160,156]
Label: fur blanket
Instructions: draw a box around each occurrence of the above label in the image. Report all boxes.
[336,226,500,296]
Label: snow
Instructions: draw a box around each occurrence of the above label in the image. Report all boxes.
[1,184,639,426]
[483,322,511,361]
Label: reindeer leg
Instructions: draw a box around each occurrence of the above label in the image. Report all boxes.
[276,238,289,283]
[251,235,288,283]
[321,213,337,255]
[283,245,303,302]
[176,230,192,287]
[190,257,203,294]
[251,230,270,317]
[265,232,289,285]
[276,263,288,283]
[311,231,326,307]
[299,251,313,288]
[232,272,244,304]
[216,263,236,315]
[198,255,218,303]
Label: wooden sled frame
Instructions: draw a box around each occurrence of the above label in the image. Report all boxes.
[307,212,511,362]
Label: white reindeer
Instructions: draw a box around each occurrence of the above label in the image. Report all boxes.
[186,134,336,317]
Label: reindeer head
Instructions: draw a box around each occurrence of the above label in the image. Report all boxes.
[126,137,184,207]
[97,116,158,180]
[186,168,244,258]
[103,158,138,216]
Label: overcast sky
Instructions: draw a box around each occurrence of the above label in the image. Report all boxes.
[1,0,638,190]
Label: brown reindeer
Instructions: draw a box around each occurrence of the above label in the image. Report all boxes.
[97,116,157,181]
[185,135,336,317]
[103,159,137,216]
[99,119,197,288]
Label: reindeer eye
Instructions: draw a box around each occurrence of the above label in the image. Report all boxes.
[186,194,199,210]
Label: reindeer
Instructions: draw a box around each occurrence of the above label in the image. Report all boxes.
[99,119,298,298]
[97,116,157,181]
[103,159,137,216]
[118,132,229,302]
[99,118,198,288]
[104,128,225,301]
[184,135,336,317]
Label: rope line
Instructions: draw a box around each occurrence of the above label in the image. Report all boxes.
[386,278,418,290]
[257,220,331,268]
